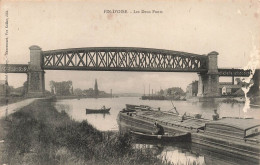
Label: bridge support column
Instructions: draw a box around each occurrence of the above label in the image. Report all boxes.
[27,45,45,97]
[198,51,220,97]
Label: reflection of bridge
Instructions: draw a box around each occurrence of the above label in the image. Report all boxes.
[0,45,252,97]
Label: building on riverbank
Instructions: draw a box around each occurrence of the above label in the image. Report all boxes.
[186,80,245,98]
[186,81,198,98]
[76,79,111,98]
[219,82,242,96]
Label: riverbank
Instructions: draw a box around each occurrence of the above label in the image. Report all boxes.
[54,95,114,100]
[186,96,246,103]
[0,98,175,165]
[0,96,26,106]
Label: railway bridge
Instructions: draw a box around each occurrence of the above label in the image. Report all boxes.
[0,45,251,97]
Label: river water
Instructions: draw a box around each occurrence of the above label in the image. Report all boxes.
[55,97,260,164]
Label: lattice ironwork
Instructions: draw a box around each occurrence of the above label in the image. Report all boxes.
[0,64,28,73]
[42,47,207,72]
[218,69,251,77]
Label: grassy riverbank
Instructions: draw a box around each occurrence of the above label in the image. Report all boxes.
[0,98,176,165]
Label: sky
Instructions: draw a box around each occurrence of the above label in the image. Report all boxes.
[0,0,259,94]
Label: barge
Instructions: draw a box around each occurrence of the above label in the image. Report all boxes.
[117,104,260,163]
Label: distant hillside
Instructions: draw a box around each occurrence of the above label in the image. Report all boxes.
[114,93,142,97]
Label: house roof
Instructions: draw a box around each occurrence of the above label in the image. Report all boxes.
[234,88,245,95]
[219,82,233,85]
[206,118,260,131]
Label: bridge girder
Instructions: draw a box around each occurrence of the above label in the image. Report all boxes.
[42,47,208,72]
[218,68,251,77]
[0,64,28,73]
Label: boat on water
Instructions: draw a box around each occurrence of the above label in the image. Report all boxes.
[130,131,191,142]
[86,107,111,114]
[117,104,260,164]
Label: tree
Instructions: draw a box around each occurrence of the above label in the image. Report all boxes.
[49,81,55,94]
[172,87,185,96]
[235,78,242,85]
[166,87,185,96]
[167,88,172,96]
[74,88,83,96]
[49,80,73,96]
[22,81,28,96]
[159,89,164,96]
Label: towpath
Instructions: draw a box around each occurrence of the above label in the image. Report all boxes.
[0,98,38,119]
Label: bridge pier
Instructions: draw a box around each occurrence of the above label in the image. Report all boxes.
[198,51,220,98]
[27,45,45,97]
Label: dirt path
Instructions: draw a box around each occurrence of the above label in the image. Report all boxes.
[0,98,38,118]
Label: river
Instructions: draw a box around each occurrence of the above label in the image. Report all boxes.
[55,97,260,164]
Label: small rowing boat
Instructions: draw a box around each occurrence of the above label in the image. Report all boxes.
[86,107,111,114]
[130,131,191,142]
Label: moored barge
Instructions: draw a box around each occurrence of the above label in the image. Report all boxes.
[117,104,260,163]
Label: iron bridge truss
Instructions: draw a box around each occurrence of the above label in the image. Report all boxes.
[0,64,28,73]
[42,47,208,72]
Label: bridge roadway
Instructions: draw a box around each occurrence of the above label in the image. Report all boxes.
[0,63,251,77]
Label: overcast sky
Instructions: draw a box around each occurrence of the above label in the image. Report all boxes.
[0,0,259,93]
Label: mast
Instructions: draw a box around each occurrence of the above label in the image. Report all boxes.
[143,85,145,96]
[94,79,99,98]
[149,84,150,96]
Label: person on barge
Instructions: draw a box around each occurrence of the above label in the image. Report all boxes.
[181,112,187,122]
[153,121,165,135]
[212,109,219,120]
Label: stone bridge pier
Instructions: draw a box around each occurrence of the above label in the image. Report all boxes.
[27,45,45,97]
[197,51,220,97]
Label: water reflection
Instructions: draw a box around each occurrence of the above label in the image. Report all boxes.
[55,104,72,113]
[86,112,111,119]
[132,139,258,165]
[200,101,219,109]
[133,140,204,164]
[191,143,259,165]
